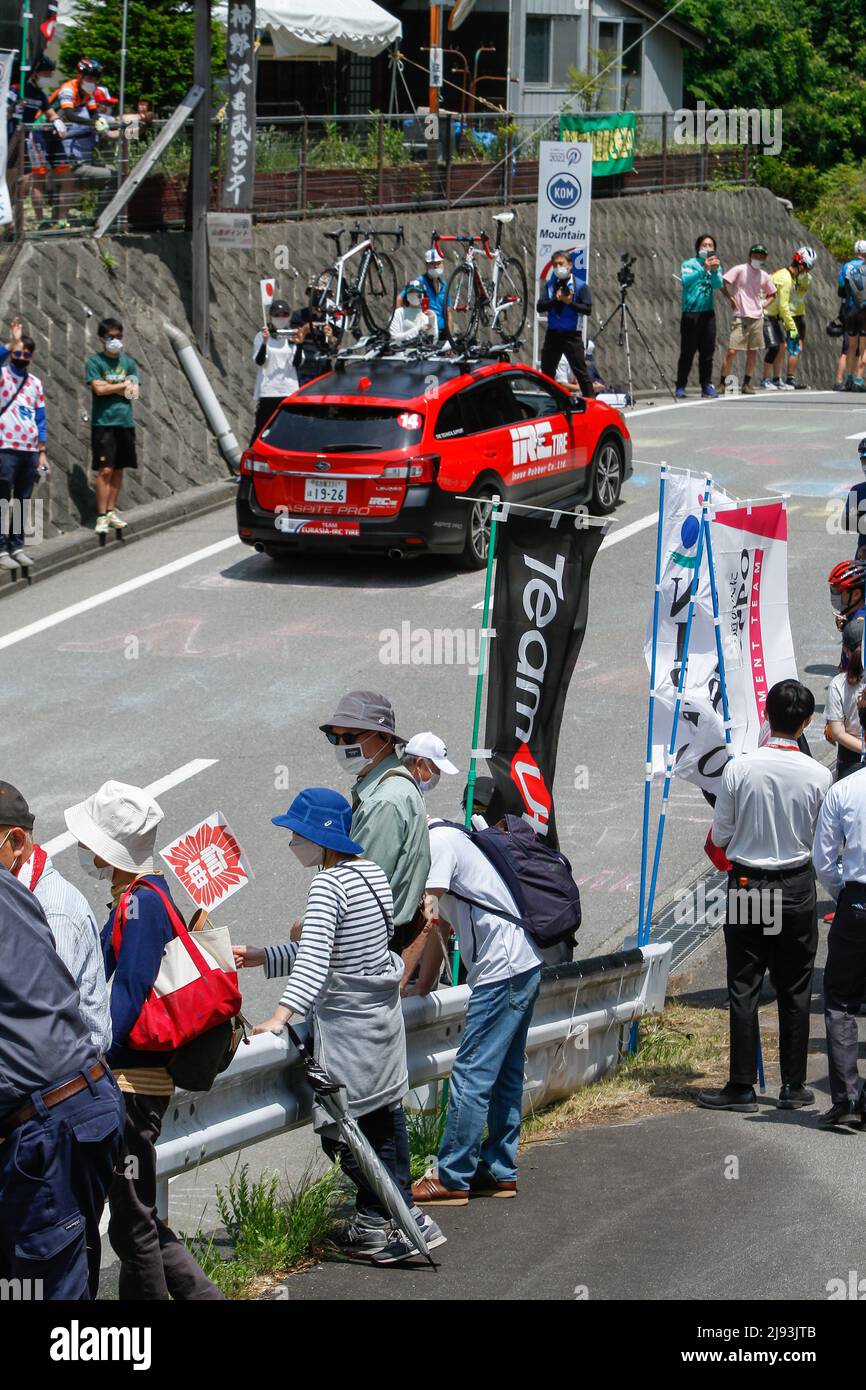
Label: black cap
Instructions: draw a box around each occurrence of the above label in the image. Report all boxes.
[270,299,291,316]
[0,781,34,830]
[858,437,866,457]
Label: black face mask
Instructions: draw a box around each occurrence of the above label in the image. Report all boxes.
[9,360,28,377]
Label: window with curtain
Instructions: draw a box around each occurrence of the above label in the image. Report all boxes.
[525,14,580,86]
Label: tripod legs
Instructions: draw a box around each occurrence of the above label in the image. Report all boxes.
[594,299,676,401]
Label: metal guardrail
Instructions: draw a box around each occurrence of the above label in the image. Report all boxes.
[155,942,672,1212]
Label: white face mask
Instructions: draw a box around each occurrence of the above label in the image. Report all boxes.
[0,829,21,873]
[750,259,764,270]
[403,758,440,793]
[82,81,96,95]
[103,337,123,355]
[271,318,291,332]
[78,845,114,881]
[290,835,323,869]
[406,294,422,308]
[334,734,377,775]
[553,265,571,280]
[426,265,442,280]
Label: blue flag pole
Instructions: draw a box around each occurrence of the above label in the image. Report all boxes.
[703,510,765,1092]
[629,464,669,1054]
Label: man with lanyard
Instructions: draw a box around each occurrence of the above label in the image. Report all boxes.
[420,249,447,338]
[0,316,48,572]
[699,680,831,1113]
[0,781,111,1055]
[813,717,866,1127]
[828,559,866,669]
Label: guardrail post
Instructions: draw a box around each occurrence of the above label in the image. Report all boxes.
[377,114,385,209]
[300,116,308,216]
[661,111,667,189]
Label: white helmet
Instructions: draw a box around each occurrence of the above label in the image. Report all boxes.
[795,246,816,270]
[855,239,866,257]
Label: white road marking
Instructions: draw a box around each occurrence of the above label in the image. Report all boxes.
[626,389,842,420]
[0,536,243,653]
[845,431,866,439]
[43,758,218,856]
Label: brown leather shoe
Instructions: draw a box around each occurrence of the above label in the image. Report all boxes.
[469,1170,518,1198]
[411,1175,469,1206]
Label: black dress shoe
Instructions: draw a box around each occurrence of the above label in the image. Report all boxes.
[777,1085,815,1110]
[818,1101,860,1129]
[697,1084,758,1112]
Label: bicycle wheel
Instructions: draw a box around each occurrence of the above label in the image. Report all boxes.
[493,257,528,344]
[310,267,346,349]
[360,249,398,334]
[445,263,480,351]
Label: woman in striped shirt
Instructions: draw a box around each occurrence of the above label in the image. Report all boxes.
[235,786,444,1263]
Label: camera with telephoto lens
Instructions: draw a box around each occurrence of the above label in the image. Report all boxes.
[617,252,637,291]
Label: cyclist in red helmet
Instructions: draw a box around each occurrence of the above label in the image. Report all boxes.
[829,560,866,670]
[46,59,111,224]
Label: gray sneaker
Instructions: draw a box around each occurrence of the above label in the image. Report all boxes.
[10,549,33,567]
[412,1205,447,1251]
[0,552,19,570]
[326,1213,390,1260]
[371,1226,423,1266]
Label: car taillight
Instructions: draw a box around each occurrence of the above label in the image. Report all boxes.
[241,455,277,475]
[407,454,440,483]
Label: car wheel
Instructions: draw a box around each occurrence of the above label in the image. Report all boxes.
[589,437,623,515]
[459,489,495,570]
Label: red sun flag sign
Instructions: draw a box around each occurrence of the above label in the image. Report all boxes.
[160,812,251,911]
[259,278,275,321]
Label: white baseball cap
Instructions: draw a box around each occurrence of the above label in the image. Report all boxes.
[424,248,444,265]
[404,732,459,774]
[64,779,165,873]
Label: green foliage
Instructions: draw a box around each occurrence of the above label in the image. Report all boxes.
[58,0,226,111]
[801,164,866,262]
[405,1106,446,1179]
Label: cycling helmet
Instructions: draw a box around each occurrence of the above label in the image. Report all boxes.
[77,58,103,79]
[794,246,816,270]
[859,437,866,458]
[855,239,866,257]
[828,559,866,592]
[749,243,768,257]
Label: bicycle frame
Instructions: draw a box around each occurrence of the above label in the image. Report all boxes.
[435,227,518,335]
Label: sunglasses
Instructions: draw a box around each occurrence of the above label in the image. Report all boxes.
[324,730,371,746]
[12,351,31,361]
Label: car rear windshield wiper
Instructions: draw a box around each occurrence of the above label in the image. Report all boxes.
[318,443,384,453]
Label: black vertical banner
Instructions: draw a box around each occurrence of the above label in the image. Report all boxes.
[223,1,257,209]
[484,513,605,847]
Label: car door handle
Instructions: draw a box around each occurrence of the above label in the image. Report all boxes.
[482,448,497,458]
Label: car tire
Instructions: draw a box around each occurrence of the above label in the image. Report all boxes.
[459,488,495,570]
[589,436,623,515]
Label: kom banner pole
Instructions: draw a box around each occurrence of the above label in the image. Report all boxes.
[534,140,592,372]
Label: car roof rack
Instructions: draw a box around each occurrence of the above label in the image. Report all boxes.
[332,335,523,372]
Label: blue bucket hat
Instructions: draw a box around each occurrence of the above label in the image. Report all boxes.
[272,787,365,856]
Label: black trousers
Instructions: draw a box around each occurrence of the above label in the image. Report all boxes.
[824,884,866,1103]
[540,329,594,397]
[676,311,716,390]
[723,862,818,1088]
[250,396,283,444]
[108,1092,225,1300]
[321,1103,413,1219]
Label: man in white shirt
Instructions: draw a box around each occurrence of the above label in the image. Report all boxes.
[813,731,866,1127]
[409,821,542,1206]
[0,781,112,1055]
[700,682,831,1113]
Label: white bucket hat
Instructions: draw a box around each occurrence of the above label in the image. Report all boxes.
[64,780,164,873]
[404,732,459,775]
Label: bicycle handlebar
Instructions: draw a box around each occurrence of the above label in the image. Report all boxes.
[348,222,404,245]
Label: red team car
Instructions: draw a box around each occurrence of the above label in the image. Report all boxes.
[237,357,632,568]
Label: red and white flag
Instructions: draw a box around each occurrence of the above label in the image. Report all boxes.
[259,278,275,322]
[160,812,252,912]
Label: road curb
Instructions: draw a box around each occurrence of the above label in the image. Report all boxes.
[0,478,238,601]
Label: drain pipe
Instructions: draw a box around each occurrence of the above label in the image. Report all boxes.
[163,320,242,474]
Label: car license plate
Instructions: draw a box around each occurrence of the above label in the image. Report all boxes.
[304,478,347,504]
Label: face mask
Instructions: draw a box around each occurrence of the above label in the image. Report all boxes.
[82,81,96,94]
[750,259,764,270]
[38,77,54,92]
[104,337,123,355]
[554,266,571,280]
[9,360,28,377]
[0,829,21,873]
[290,836,323,869]
[78,845,114,881]
[334,735,376,775]
[407,295,422,308]
[271,318,291,332]
[426,266,442,280]
[831,591,846,614]
[418,769,440,793]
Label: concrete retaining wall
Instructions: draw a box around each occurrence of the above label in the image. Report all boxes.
[0,186,841,548]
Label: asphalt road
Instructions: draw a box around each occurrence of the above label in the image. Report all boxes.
[4,388,864,1242]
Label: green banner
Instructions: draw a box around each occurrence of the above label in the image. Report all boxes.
[560,113,636,176]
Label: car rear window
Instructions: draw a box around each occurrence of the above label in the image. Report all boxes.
[260,403,424,452]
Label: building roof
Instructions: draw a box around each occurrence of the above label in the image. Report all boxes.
[621,0,707,51]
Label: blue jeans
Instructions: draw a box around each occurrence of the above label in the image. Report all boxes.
[438,965,541,1190]
[0,449,38,552]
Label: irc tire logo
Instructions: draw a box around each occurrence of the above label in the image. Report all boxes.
[546,174,582,210]
[510,743,552,835]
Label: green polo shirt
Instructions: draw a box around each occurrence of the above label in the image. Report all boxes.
[351,754,430,928]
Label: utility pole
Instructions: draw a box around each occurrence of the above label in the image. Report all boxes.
[191,0,211,355]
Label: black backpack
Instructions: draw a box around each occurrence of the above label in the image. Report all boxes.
[429,815,581,949]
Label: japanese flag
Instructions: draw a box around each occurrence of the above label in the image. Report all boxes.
[260,278,275,321]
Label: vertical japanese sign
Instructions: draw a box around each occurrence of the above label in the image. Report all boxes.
[222,1,257,210]
[0,52,15,226]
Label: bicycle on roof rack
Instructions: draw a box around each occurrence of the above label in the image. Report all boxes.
[432,211,528,354]
[310,222,404,349]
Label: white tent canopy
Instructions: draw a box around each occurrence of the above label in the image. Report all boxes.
[215,0,402,58]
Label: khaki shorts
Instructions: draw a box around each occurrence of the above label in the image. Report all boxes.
[729,315,764,352]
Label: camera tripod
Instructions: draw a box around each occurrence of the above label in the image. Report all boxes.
[593,283,675,402]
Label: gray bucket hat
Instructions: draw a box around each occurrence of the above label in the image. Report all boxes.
[320,690,407,742]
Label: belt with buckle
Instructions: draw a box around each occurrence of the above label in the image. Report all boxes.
[0,1062,107,1142]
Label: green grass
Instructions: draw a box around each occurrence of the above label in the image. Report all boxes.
[406,1107,446,1179]
[183,1160,343,1299]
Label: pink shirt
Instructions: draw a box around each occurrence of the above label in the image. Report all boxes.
[722,263,776,318]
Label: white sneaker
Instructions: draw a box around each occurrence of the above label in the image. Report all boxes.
[774,378,795,391]
[10,549,33,567]
[95,514,109,535]
[0,552,19,570]
[107,510,127,530]
[761,379,778,390]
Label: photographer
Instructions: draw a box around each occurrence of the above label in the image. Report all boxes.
[675,234,723,399]
[251,298,303,442]
[537,251,593,396]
